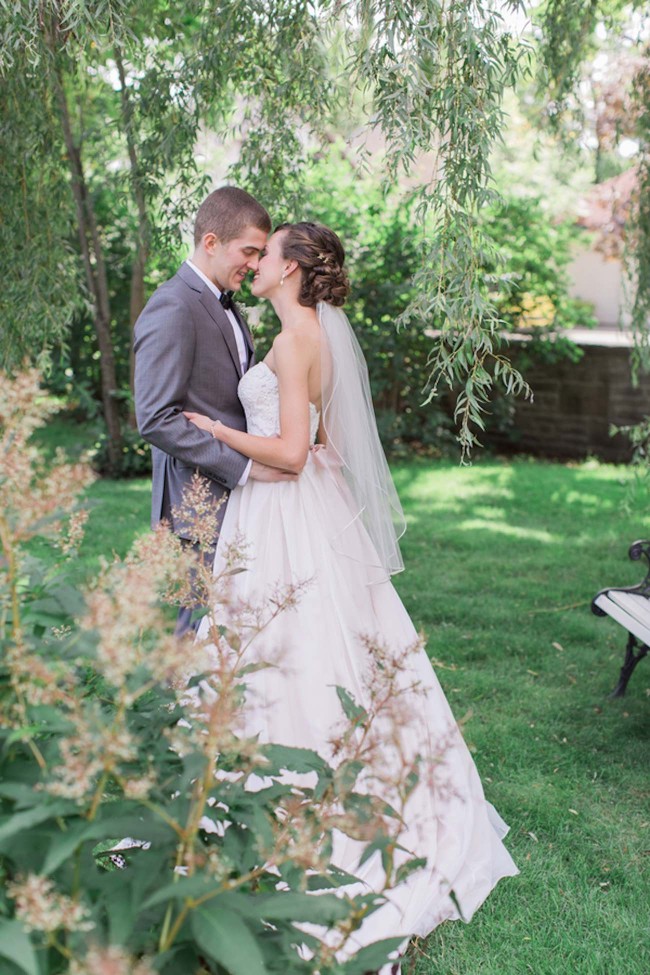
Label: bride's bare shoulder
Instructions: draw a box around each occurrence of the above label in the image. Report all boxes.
[272,323,320,363]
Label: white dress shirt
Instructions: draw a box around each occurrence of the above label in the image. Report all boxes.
[185,259,252,485]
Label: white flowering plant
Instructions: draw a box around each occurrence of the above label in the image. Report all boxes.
[0,370,433,975]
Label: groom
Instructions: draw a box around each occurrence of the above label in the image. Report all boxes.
[134,186,290,634]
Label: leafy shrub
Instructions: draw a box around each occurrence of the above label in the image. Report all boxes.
[480,194,596,366]
[1,369,433,975]
[90,423,152,478]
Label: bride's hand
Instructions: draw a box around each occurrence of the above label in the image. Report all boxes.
[183,411,218,435]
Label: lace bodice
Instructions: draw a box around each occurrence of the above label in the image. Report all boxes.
[238,362,320,443]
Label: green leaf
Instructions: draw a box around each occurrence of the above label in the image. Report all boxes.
[257,743,330,776]
[0,920,39,975]
[155,945,203,975]
[448,887,466,921]
[0,802,71,846]
[307,864,360,890]
[335,686,367,723]
[0,783,41,806]
[91,812,172,845]
[107,891,137,943]
[42,819,110,876]
[336,762,365,794]
[243,891,350,924]
[341,937,405,974]
[358,834,392,869]
[395,856,427,885]
[3,726,49,747]
[142,874,218,910]
[191,905,267,975]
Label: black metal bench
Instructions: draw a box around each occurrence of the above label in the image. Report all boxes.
[592,539,650,697]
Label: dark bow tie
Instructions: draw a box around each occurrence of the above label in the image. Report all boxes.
[219,290,234,311]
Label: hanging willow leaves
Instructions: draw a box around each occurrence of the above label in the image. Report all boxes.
[339,1,533,451]
[6,1,647,458]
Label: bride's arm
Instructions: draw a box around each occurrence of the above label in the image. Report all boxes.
[184,332,312,474]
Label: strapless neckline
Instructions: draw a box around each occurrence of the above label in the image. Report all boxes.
[249,361,321,416]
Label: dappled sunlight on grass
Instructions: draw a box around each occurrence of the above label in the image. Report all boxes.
[456,519,558,543]
[555,488,610,508]
[393,459,647,554]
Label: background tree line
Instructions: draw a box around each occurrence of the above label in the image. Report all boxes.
[1,0,649,475]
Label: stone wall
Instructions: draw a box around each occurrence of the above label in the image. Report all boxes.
[485,333,650,462]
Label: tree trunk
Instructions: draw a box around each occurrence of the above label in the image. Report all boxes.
[115,46,150,429]
[48,43,123,474]
[127,252,146,428]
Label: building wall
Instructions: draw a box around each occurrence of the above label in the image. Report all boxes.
[566,250,626,327]
[488,340,650,462]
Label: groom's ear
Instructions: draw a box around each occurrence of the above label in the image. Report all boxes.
[202,232,221,253]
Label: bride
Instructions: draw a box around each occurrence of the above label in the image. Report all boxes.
[184,221,518,971]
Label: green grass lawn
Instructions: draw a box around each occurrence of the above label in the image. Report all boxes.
[31,431,650,974]
[390,459,650,975]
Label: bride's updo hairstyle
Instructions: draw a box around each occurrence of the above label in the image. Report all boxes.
[276,221,350,307]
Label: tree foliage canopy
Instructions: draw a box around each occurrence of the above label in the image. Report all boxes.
[0,0,536,463]
[2,1,649,464]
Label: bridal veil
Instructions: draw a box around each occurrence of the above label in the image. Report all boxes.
[317,302,406,578]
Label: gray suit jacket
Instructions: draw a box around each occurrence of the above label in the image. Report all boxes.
[134,262,254,539]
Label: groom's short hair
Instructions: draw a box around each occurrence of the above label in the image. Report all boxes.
[194,187,271,245]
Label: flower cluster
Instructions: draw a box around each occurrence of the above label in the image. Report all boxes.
[0,370,95,548]
[171,469,225,552]
[69,945,156,975]
[57,507,90,557]
[46,708,137,802]
[83,543,193,691]
[7,874,93,934]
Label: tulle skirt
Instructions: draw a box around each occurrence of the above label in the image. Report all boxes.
[200,448,517,967]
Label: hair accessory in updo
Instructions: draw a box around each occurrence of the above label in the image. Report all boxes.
[275,221,350,307]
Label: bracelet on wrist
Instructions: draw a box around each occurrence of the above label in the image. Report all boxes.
[210,419,220,438]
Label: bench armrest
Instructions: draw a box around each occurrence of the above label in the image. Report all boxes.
[592,538,650,616]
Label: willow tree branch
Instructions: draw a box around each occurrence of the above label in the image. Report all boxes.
[115,43,150,421]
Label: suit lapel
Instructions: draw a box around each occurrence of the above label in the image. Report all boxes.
[232,304,255,367]
[178,262,254,375]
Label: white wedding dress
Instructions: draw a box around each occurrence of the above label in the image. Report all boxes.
[201,359,518,967]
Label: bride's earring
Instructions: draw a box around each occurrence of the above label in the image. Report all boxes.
[280,271,286,287]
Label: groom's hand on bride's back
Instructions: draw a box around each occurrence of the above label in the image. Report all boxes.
[249,461,298,482]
